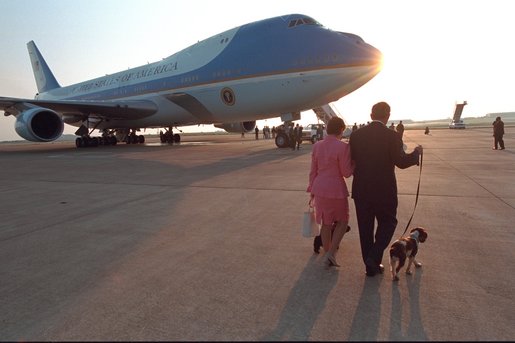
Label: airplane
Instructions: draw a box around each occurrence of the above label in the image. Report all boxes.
[0,14,382,148]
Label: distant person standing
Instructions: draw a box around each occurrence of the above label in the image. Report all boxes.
[316,124,323,141]
[389,122,395,130]
[396,120,405,139]
[424,126,430,135]
[289,124,296,150]
[296,125,303,150]
[492,116,505,150]
[255,126,259,140]
[352,123,358,132]
[350,102,422,277]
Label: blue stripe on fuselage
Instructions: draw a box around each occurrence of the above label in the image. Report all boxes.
[57,14,380,101]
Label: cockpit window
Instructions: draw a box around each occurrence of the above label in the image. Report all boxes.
[339,32,365,44]
[288,17,321,28]
[288,19,298,28]
[302,17,318,25]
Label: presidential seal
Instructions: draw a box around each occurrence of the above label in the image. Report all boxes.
[220,87,235,106]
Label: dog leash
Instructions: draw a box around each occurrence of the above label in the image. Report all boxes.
[400,149,423,237]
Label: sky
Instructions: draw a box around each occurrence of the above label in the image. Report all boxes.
[1,0,514,141]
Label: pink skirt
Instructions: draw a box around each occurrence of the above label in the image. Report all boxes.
[313,195,349,226]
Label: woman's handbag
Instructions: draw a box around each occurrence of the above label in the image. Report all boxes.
[302,201,319,238]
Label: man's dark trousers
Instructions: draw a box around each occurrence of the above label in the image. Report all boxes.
[354,197,398,267]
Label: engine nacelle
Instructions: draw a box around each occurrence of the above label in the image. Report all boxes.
[15,107,64,142]
[214,121,256,133]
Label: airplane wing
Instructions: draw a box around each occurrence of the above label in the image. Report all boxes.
[165,93,214,123]
[0,96,157,119]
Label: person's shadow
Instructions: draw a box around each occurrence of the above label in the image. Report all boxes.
[347,276,383,340]
[389,269,428,340]
[262,255,338,340]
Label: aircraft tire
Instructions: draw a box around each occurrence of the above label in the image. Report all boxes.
[275,133,289,148]
[173,134,181,143]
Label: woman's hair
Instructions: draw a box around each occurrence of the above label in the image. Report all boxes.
[326,117,346,135]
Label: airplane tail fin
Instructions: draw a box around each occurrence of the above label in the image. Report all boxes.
[27,41,61,93]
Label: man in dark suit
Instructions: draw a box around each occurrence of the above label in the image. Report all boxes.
[350,102,422,276]
[492,116,505,150]
[396,120,405,139]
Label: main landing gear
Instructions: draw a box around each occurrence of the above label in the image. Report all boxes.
[159,127,181,144]
[73,125,182,149]
[74,128,145,148]
[75,125,119,148]
[75,135,117,148]
[125,130,145,144]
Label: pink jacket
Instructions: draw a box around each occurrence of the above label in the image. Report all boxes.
[307,135,353,198]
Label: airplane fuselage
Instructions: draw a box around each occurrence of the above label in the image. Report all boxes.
[0,14,382,146]
[38,14,382,130]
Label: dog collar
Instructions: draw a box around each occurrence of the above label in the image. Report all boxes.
[410,231,420,245]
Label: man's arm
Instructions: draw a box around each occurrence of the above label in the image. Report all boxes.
[390,133,421,169]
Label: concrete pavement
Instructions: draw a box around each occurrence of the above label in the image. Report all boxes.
[0,127,514,340]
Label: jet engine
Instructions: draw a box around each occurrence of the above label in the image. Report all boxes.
[15,107,64,142]
[214,121,256,133]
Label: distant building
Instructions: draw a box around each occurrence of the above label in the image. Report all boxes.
[485,112,515,119]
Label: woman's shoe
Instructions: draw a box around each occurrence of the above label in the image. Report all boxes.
[325,254,340,267]
[313,235,322,254]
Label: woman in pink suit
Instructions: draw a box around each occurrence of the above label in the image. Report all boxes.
[307,117,353,267]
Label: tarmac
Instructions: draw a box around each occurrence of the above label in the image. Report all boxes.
[0,127,514,341]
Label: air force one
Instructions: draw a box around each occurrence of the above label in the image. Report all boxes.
[0,14,382,148]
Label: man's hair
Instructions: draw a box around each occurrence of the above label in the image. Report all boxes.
[371,102,391,120]
[326,117,346,135]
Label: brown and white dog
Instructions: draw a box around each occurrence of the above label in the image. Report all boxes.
[389,227,428,281]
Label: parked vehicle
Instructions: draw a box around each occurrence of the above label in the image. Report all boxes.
[302,124,325,143]
[449,119,466,129]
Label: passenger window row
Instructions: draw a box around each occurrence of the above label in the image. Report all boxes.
[293,54,343,66]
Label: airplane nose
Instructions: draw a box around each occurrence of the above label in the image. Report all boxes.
[338,32,383,69]
[359,42,383,70]
[361,45,383,81]
[370,45,383,71]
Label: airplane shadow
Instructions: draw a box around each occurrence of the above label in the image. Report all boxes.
[0,139,315,339]
[261,255,338,341]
